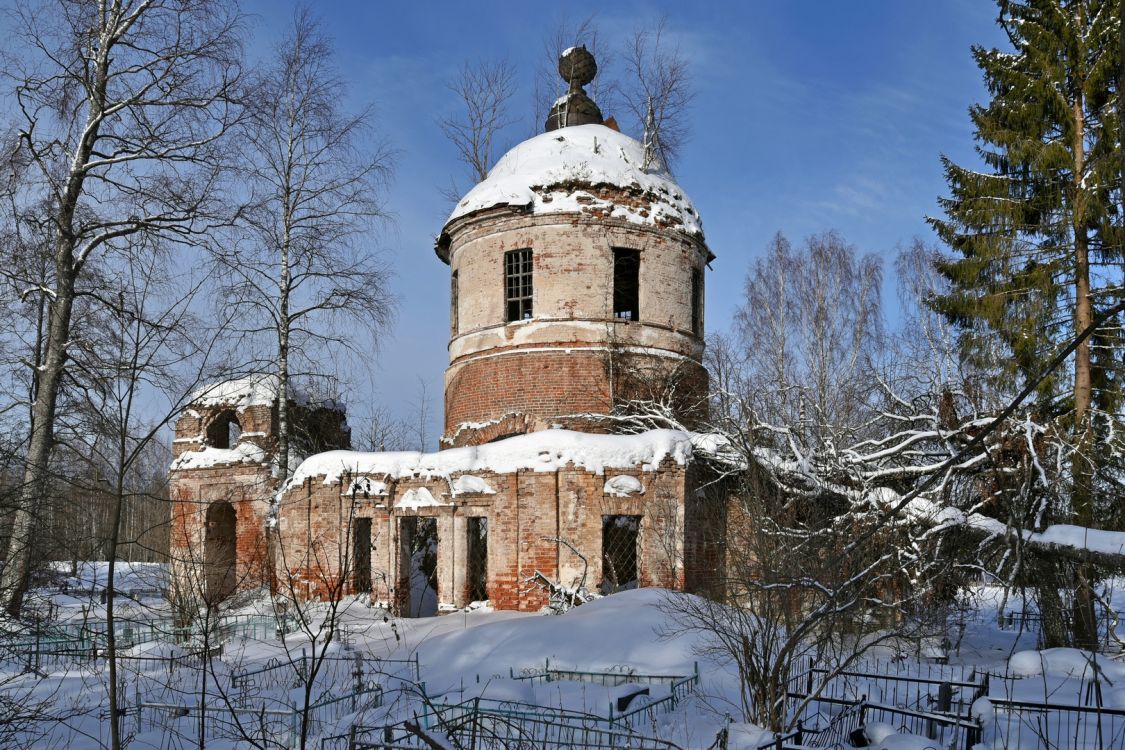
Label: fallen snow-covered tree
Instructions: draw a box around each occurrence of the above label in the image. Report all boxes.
[585,238,1125,728]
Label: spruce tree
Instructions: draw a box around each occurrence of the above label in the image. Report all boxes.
[929,0,1122,649]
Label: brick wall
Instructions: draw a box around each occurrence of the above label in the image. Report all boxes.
[440,211,710,446]
[276,459,692,614]
[444,350,611,439]
[169,464,275,604]
[169,393,349,605]
[444,347,708,445]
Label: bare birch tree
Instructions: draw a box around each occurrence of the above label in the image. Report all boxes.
[0,0,245,615]
[66,248,218,750]
[438,58,517,198]
[619,16,695,170]
[218,6,394,485]
[734,231,883,442]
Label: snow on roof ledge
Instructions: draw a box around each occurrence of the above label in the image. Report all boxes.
[288,429,694,488]
[189,374,287,410]
[188,374,342,412]
[171,442,268,471]
[442,125,704,244]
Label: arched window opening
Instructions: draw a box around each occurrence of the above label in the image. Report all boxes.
[204,501,237,604]
[206,410,242,449]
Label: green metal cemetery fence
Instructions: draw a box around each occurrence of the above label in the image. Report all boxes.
[778,657,1125,749]
[0,612,303,673]
[231,652,421,692]
[135,680,384,748]
[507,659,700,727]
[334,703,692,750]
[323,664,705,750]
[998,605,1125,652]
[753,697,981,750]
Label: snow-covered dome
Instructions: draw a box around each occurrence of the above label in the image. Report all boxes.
[442,124,703,242]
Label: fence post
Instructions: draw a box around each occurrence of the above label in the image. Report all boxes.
[930,681,952,739]
[469,696,480,749]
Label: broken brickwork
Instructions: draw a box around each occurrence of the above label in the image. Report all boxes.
[170,67,720,615]
[275,450,703,613]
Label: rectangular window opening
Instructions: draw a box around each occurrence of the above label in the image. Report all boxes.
[613,248,640,321]
[353,517,372,594]
[450,270,459,335]
[601,514,640,594]
[505,248,533,322]
[691,267,703,336]
[466,517,488,602]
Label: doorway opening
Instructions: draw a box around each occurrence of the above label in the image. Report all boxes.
[466,517,488,602]
[399,516,438,617]
[601,515,640,594]
[205,501,237,604]
[353,517,372,595]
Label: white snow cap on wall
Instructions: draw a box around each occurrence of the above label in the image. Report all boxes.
[446,124,703,238]
[171,441,268,471]
[189,374,293,411]
[188,374,342,412]
[604,475,644,497]
[452,475,496,495]
[396,487,444,509]
[289,429,694,488]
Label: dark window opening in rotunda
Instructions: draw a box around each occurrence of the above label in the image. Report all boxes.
[505,248,533,322]
[613,248,641,321]
[353,517,372,595]
[450,270,459,335]
[691,267,703,336]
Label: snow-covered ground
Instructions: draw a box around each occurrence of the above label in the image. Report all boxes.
[2,565,1123,749]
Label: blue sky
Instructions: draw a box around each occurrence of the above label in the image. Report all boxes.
[242,0,1007,447]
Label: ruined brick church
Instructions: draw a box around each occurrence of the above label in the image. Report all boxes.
[169,48,717,615]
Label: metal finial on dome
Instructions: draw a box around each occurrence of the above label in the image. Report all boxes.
[559,46,597,89]
[545,45,603,132]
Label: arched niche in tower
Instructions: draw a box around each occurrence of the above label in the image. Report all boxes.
[205,410,242,449]
[204,500,237,604]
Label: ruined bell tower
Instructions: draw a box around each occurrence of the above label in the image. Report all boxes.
[436,46,714,448]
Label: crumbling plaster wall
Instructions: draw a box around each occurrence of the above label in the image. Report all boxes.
[275,460,695,613]
[442,212,708,443]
